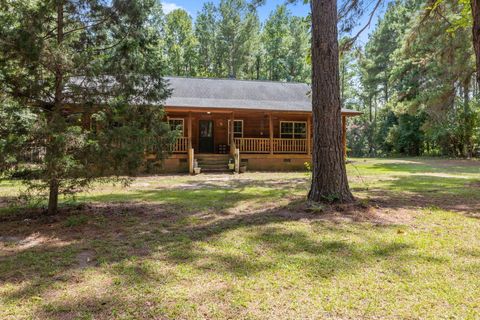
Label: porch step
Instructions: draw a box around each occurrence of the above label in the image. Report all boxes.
[196,154,230,159]
[196,154,231,173]
[197,159,229,165]
[201,168,231,173]
[199,164,229,169]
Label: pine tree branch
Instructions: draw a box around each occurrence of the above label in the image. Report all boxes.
[341,0,384,51]
[62,17,112,37]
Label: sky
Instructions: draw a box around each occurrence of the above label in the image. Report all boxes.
[161,0,310,20]
[161,0,391,46]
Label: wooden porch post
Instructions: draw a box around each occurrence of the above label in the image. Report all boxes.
[342,115,347,159]
[187,112,192,149]
[307,115,311,155]
[269,113,273,154]
[230,111,235,155]
[187,112,194,174]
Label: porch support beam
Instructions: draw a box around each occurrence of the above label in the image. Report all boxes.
[269,113,273,154]
[187,112,192,149]
[342,115,347,159]
[230,111,235,155]
[187,112,194,174]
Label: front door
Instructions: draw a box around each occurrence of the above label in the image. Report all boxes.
[199,120,214,153]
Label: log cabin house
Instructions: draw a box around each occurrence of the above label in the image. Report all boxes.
[163,77,361,173]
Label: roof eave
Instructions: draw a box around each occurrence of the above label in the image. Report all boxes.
[164,105,363,116]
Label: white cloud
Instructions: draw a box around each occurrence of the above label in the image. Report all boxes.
[161,2,185,14]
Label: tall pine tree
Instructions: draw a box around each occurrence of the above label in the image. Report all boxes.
[0,0,174,214]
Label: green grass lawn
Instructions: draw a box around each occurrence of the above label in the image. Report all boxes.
[1,158,479,319]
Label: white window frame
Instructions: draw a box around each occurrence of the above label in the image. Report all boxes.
[228,119,244,144]
[168,118,184,136]
[280,121,307,139]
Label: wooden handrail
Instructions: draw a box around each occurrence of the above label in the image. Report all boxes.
[234,138,270,153]
[174,137,189,153]
[273,138,307,153]
[234,138,307,154]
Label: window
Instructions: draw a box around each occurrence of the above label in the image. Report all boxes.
[233,120,243,138]
[280,121,306,139]
[228,120,243,143]
[168,118,184,135]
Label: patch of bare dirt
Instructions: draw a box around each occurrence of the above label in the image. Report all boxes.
[290,200,416,226]
[0,197,13,207]
[76,250,96,269]
[429,158,480,167]
[0,232,74,262]
[468,181,480,188]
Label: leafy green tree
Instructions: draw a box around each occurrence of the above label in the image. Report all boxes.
[165,9,198,76]
[285,16,310,82]
[243,26,264,80]
[350,0,479,158]
[0,0,174,214]
[391,0,475,156]
[216,0,260,78]
[262,5,290,81]
[0,96,36,174]
[354,0,420,156]
[195,2,218,76]
[385,112,426,155]
[261,7,310,82]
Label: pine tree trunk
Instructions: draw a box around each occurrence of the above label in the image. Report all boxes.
[46,0,64,215]
[463,83,471,158]
[308,0,354,203]
[472,0,480,86]
[368,95,374,156]
[47,179,59,215]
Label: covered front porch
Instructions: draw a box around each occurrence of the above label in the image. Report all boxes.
[168,107,349,156]
[164,107,351,173]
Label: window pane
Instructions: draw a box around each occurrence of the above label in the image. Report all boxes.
[169,120,183,134]
[233,120,242,133]
[281,122,293,138]
[281,122,293,133]
[230,120,243,139]
[294,123,306,138]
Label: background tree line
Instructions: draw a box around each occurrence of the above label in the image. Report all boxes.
[162,0,478,158]
[344,0,479,157]
[160,0,311,82]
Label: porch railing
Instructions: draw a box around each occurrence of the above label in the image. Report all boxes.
[273,138,307,153]
[174,137,307,154]
[174,137,189,153]
[234,138,307,154]
[234,138,270,153]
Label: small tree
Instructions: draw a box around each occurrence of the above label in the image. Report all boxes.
[0,0,175,214]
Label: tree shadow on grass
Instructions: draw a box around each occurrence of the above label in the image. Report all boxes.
[353,174,480,214]
[180,177,309,189]
[0,194,448,319]
[362,158,480,175]
[1,170,478,318]
[76,177,309,216]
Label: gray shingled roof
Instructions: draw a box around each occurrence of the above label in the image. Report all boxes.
[165,77,361,115]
